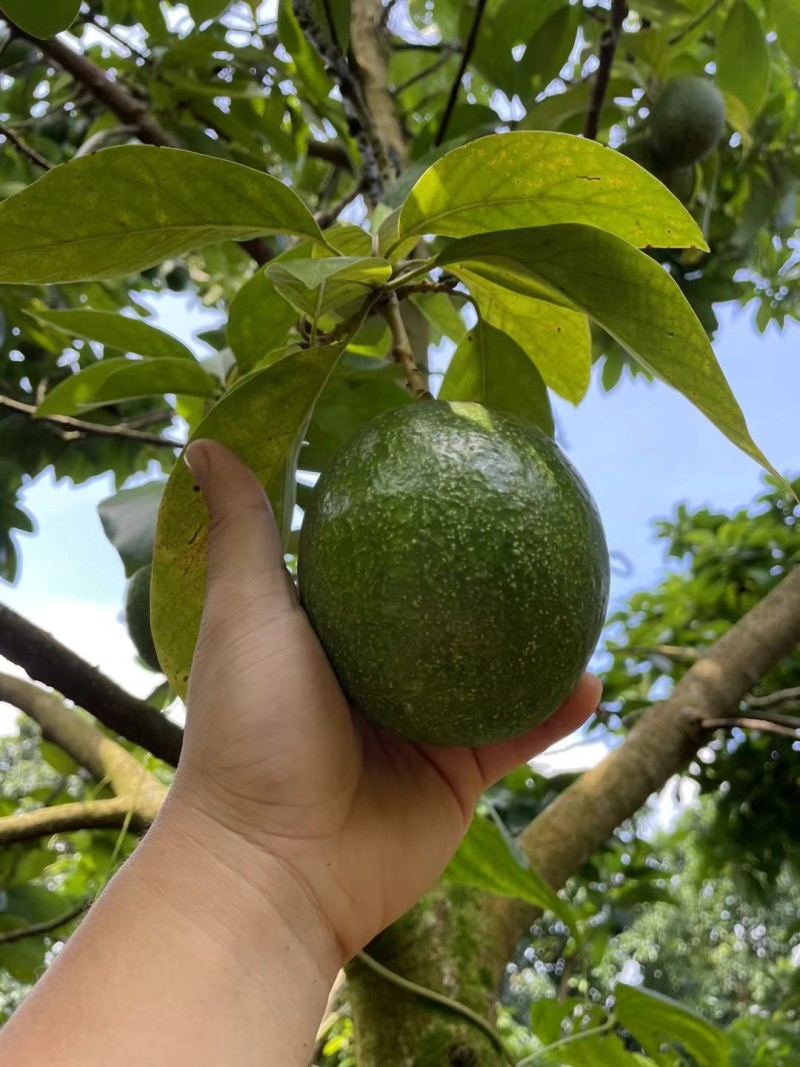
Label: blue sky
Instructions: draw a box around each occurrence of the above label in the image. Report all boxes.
[1,296,798,756]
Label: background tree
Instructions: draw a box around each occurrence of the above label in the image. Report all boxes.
[0,1,798,1063]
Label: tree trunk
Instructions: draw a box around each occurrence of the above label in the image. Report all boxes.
[348,886,508,1067]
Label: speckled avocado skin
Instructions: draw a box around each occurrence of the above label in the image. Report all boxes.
[298,401,609,746]
[125,564,161,673]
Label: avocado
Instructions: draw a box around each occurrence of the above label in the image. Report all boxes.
[650,77,726,167]
[125,564,161,672]
[298,401,609,747]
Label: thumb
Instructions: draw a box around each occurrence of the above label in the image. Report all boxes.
[185,439,296,611]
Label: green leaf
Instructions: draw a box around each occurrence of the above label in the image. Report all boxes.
[97,482,166,577]
[39,741,80,777]
[0,146,325,284]
[396,132,707,251]
[264,256,391,321]
[408,292,467,343]
[717,1,770,122]
[771,0,800,67]
[30,309,194,361]
[151,344,344,697]
[615,984,729,1067]
[301,358,412,474]
[185,0,230,22]
[439,321,554,436]
[452,269,592,402]
[442,812,576,931]
[36,358,216,416]
[228,270,298,373]
[438,226,776,474]
[0,0,80,37]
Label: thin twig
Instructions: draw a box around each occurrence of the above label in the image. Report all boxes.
[517,1016,616,1066]
[668,0,726,45]
[432,0,487,148]
[355,951,517,1067]
[0,123,52,170]
[395,277,459,298]
[392,46,457,96]
[583,0,628,141]
[0,899,89,945]
[746,685,800,710]
[314,182,363,229]
[702,717,800,741]
[0,394,178,448]
[380,291,432,400]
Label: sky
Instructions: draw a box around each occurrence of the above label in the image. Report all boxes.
[1,294,798,785]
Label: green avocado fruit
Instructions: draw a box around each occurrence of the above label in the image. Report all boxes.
[125,564,161,672]
[650,77,726,167]
[298,401,609,747]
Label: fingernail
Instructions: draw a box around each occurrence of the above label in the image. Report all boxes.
[184,441,210,487]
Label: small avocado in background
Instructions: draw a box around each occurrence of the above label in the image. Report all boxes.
[164,264,191,292]
[298,401,609,748]
[125,564,161,672]
[650,76,726,168]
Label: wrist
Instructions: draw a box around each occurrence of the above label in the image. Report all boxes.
[141,791,345,989]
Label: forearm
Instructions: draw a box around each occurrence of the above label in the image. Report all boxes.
[0,799,340,1066]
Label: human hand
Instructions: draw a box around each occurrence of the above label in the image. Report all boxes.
[171,440,601,973]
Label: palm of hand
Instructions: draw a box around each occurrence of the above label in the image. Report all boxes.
[176,441,598,959]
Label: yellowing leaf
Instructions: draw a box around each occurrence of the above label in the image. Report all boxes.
[439,225,776,475]
[452,269,592,403]
[397,132,707,251]
[0,146,325,284]
[439,321,554,436]
[152,344,343,697]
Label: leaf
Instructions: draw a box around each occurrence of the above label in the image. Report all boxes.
[442,812,577,931]
[452,269,592,403]
[228,270,298,373]
[151,344,344,697]
[30,309,194,361]
[615,984,729,1067]
[36,358,216,416]
[185,0,230,22]
[300,359,412,474]
[0,0,80,37]
[717,2,770,122]
[39,741,80,777]
[0,146,325,284]
[439,321,554,436]
[438,225,776,474]
[771,0,800,67]
[408,292,467,343]
[264,256,392,321]
[396,132,707,251]
[98,481,166,577]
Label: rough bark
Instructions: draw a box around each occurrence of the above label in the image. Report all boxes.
[349,0,408,172]
[347,887,507,1067]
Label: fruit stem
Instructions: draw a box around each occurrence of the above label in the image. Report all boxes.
[381,290,433,401]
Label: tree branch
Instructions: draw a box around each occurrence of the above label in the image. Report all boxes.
[583,0,628,141]
[746,684,800,709]
[0,394,178,449]
[0,672,166,810]
[0,899,88,945]
[15,29,275,266]
[702,716,799,741]
[432,0,487,148]
[0,123,52,170]
[0,602,183,766]
[380,292,432,401]
[488,564,800,967]
[0,797,148,844]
